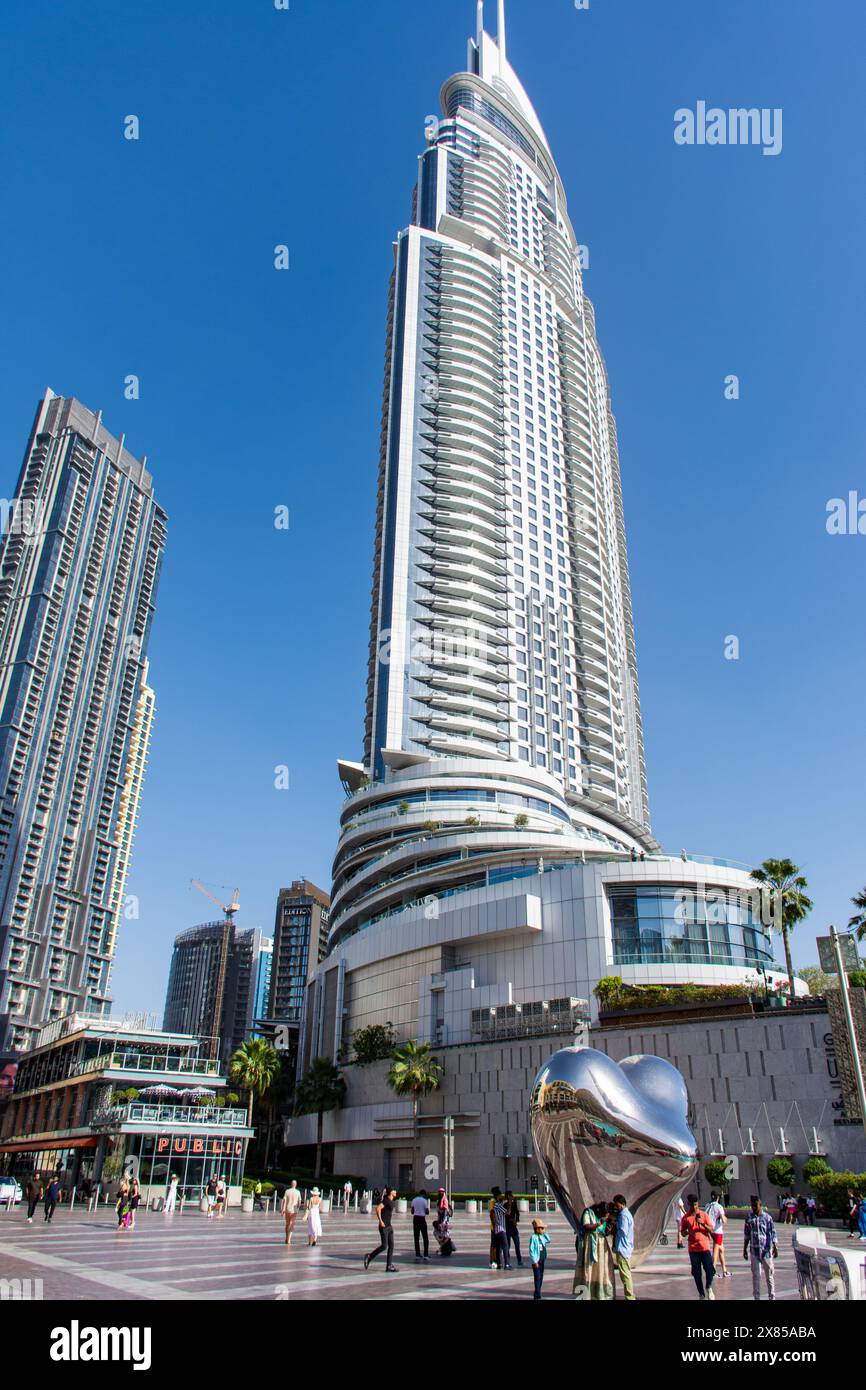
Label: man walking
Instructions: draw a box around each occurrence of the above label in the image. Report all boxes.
[343,1179,353,1214]
[680,1194,716,1300]
[743,1195,778,1301]
[705,1190,730,1278]
[505,1190,523,1267]
[25,1173,42,1223]
[489,1187,510,1270]
[364,1187,398,1271]
[43,1175,61,1224]
[411,1188,430,1260]
[253,1179,265,1211]
[612,1194,636,1300]
[281,1180,301,1246]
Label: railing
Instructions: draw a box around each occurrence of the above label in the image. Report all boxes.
[79,1051,221,1078]
[94,1103,248,1128]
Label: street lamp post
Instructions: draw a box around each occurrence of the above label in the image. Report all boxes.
[829,924,866,1144]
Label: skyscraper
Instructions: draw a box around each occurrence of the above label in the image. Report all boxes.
[270,881,329,1037]
[0,392,166,1052]
[293,5,787,1184]
[162,922,268,1062]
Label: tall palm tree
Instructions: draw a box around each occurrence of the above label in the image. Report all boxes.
[229,1037,281,1127]
[750,858,814,1000]
[294,1057,347,1181]
[848,887,866,942]
[387,1040,443,1188]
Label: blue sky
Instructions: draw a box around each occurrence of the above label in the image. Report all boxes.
[0,0,863,1015]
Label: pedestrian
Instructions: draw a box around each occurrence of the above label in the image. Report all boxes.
[411,1187,430,1260]
[680,1194,716,1300]
[806,1195,817,1226]
[128,1176,140,1229]
[306,1186,323,1246]
[364,1186,397,1270]
[743,1195,778,1300]
[436,1185,450,1226]
[529,1219,550,1300]
[705,1190,730,1278]
[164,1173,179,1215]
[205,1174,217,1218]
[432,1204,456,1257]
[675,1195,686,1248]
[796,1193,808,1226]
[215,1175,227,1218]
[784,1195,797,1225]
[505,1189,523,1267]
[115,1178,130,1232]
[489,1187,510,1270]
[573,1201,615,1300]
[859,1199,866,1243]
[43,1175,61,1225]
[372,1186,382,1207]
[343,1179,353,1214]
[847,1190,860,1238]
[612,1194,636,1300]
[253,1179,265,1211]
[281,1179,301,1245]
[25,1173,42,1223]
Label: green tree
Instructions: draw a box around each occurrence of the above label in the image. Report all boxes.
[848,970,866,990]
[351,1022,398,1065]
[797,965,834,997]
[294,1057,347,1181]
[750,859,814,1000]
[387,1040,443,1187]
[766,1157,796,1191]
[229,1038,281,1127]
[594,976,625,1010]
[703,1159,731,1194]
[801,1156,832,1187]
[848,886,866,941]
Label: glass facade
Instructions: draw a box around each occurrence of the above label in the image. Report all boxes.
[609,885,773,969]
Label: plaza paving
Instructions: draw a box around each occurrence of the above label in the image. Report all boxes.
[0,1203,806,1302]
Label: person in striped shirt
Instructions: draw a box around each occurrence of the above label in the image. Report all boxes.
[743,1195,778,1300]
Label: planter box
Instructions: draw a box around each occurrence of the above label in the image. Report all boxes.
[359,1199,372,1214]
[517,1199,530,1213]
[241,1195,254,1213]
[199,1198,209,1214]
[319,1199,331,1213]
[396,1199,408,1215]
[466,1199,478,1214]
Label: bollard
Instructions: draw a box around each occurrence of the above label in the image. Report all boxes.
[69,1188,76,1213]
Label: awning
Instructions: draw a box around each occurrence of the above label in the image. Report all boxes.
[0,1136,98,1154]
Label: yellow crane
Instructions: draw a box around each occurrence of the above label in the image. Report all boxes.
[190,880,241,1054]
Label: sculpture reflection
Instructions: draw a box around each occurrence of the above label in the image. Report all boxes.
[530,1046,698,1270]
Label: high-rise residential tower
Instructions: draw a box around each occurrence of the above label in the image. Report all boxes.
[270,881,329,1035]
[293,5,790,1184]
[0,392,166,1052]
[162,922,268,1063]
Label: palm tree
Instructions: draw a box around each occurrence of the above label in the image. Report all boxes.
[294,1057,347,1181]
[387,1040,443,1188]
[848,887,866,941]
[750,858,814,1000]
[229,1038,281,1127]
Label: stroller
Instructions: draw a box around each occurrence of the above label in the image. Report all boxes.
[433,1212,456,1257]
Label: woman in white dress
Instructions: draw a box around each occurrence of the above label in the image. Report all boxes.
[164,1174,178,1215]
[306,1187,323,1246]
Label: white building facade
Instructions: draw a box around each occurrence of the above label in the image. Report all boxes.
[295,7,793,1166]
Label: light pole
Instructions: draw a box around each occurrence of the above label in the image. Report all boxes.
[829,925,866,1144]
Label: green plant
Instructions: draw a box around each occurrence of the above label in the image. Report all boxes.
[750,859,814,999]
[703,1159,731,1193]
[848,887,866,942]
[351,1022,398,1065]
[801,1156,833,1187]
[797,966,834,996]
[809,1171,866,1217]
[294,1057,347,1181]
[514,813,529,829]
[848,970,866,990]
[229,1038,282,1127]
[423,820,441,833]
[465,815,480,827]
[766,1157,796,1190]
[397,800,409,814]
[594,976,625,1009]
[387,1040,443,1187]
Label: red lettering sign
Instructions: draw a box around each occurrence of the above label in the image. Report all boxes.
[156,1137,169,1153]
[173,1138,187,1155]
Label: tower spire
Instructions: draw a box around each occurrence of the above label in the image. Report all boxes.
[498,0,507,62]
[476,0,484,47]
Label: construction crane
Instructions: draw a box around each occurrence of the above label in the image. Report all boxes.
[190,880,241,1057]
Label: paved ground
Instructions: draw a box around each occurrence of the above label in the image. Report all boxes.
[0,1203,808,1302]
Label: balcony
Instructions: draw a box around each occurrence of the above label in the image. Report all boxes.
[94,1103,249,1129]
[79,1050,221,1079]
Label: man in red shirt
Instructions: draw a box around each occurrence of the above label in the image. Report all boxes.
[680,1194,716,1300]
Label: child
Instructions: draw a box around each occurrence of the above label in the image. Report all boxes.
[529,1219,550,1300]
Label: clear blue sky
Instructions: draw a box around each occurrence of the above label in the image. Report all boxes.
[0,0,863,1015]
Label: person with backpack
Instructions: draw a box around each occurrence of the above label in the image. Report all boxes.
[529,1219,550,1299]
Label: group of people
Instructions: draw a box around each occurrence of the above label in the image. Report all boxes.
[363,1185,455,1271]
[846,1188,866,1240]
[572,1195,635,1300]
[24,1172,62,1224]
[778,1192,818,1225]
[114,1176,141,1231]
[279,1179,323,1246]
[678,1193,779,1301]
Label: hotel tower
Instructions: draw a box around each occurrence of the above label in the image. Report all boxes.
[0,392,166,1052]
[293,3,790,1185]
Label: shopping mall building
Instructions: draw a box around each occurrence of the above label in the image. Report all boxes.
[0,1013,253,1202]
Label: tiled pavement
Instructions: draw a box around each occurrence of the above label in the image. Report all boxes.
[0,1204,806,1302]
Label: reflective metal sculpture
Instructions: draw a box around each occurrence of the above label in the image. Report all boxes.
[530,1046,697,1267]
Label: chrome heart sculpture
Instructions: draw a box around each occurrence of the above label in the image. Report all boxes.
[530,1046,697,1268]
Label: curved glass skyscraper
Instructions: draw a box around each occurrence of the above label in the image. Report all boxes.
[333,1,653,949]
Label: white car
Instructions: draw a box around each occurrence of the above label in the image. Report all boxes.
[0,1178,22,1205]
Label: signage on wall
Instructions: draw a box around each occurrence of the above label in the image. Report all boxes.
[155,1137,244,1158]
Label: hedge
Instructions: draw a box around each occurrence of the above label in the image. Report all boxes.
[809,1172,866,1218]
